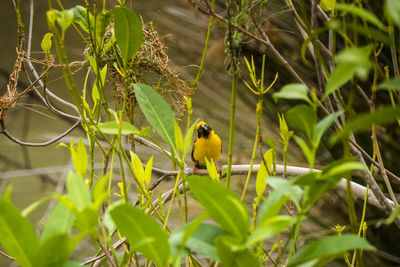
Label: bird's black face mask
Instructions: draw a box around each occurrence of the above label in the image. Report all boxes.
[198,124,211,138]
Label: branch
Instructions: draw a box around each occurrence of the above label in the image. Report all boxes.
[190,1,308,86]
[80,162,394,265]
[0,119,81,147]
[0,250,14,261]
[153,163,393,210]
[26,0,80,120]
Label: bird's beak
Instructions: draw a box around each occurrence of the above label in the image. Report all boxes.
[198,124,211,138]
[199,124,209,131]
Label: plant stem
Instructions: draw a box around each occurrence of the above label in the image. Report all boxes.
[225,0,239,188]
[343,138,358,233]
[163,168,183,229]
[288,213,304,258]
[241,128,258,200]
[226,73,237,188]
[242,83,264,199]
[192,0,215,88]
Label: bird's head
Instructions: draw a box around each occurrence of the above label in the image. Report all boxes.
[196,121,212,138]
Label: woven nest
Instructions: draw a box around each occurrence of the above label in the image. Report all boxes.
[0,48,25,121]
[107,22,195,121]
[1,21,194,123]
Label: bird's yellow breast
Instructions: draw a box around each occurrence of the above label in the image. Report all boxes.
[192,130,222,167]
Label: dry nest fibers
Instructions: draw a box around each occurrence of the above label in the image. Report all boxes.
[0,21,194,122]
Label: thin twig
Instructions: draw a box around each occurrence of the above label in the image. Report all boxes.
[98,241,117,267]
[351,145,400,227]
[371,125,398,206]
[351,140,400,184]
[0,119,81,147]
[0,250,15,261]
[154,163,393,210]
[80,161,394,265]
[191,2,308,86]
[26,0,80,120]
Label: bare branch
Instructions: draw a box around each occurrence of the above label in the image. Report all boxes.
[26,0,80,120]
[0,119,81,147]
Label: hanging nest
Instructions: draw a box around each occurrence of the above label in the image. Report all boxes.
[0,48,25,121]
[1,20,194,123]
[106,21,195,121]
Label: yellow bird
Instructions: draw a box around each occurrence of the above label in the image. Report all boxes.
[191,121,222,169]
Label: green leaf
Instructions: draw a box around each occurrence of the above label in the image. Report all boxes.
[40,202,75,242]
[46,10,57,28]
[55,9,74,35]
[205,158,220,182]
[293,136,314,167]
[258,178,302,223]
[174,213,207,256]
[335,45,373,67]
[286,105,316,143]
[335,4,386,31]
[339,22,390,45]
[22,197,50,217]
[0,199,39,267]
[66,171,91,210]
[174,120,184,154]
[325,63,359,97]
[74,207,98,231]
[292,172,320,187]
[144,156,153,189]
[295,174,333,210]
[216,236,260,267]
[2,184,12,202]
[287,235,375,267]
[169,221,225,262]
[103,200,124,233]
[110,204,170,266]
[85,53,97,74]
[134,83,176,151]
[104,34,116,54]
[183,223,223,261]
[320,0,336,12]
[386,0,400,27]
[330,105,400,144]
[321,158,366,178]
[376,77,400,91]
[183,121,197,156]
[95,11,112,47]
[130,151,145,188]
[41,33,53,52]
[325,46,372,97]
[70,138,87,178]
[294,159,366,210]
[314,110,343,146]
[92,64,107,105]
[114,6,144,64]
[278,113,290,137]
[264,136,277,149]
[247,216,296,245]
[256,149,272,197]
[96,121,140,135]
[386,203,400,224]
[273,83,311,104]
[34,234,70,267]
[92,174,109,209]
[186,176,249,242]
[71,5,93,33]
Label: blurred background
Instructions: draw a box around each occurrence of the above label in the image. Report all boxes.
[0,0,399,266]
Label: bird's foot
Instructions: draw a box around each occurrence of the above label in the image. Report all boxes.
[192,165,199,174]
